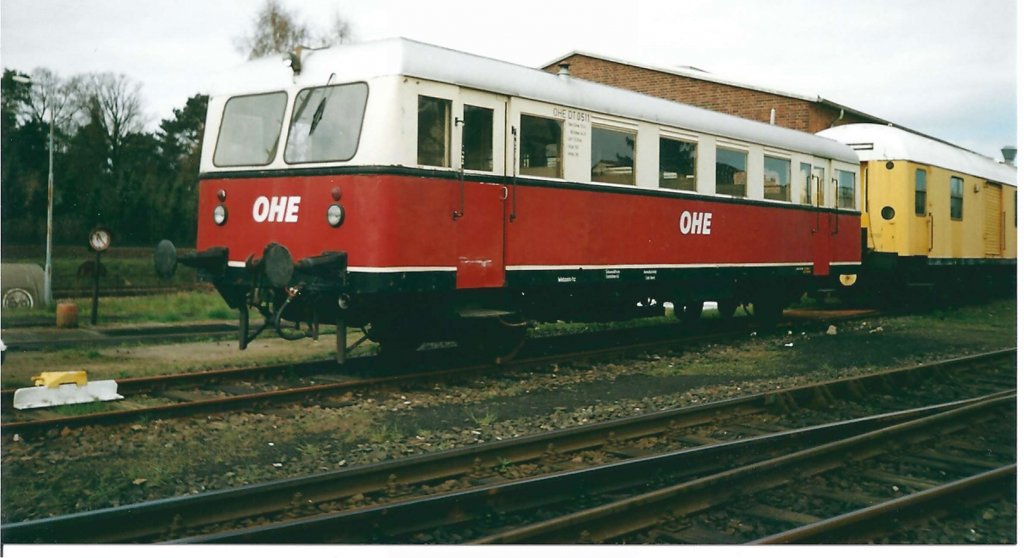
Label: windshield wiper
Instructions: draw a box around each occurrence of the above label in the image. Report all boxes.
[308,72,337,137]
[308,97,326,136]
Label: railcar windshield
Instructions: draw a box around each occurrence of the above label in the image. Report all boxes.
[285,82,368,163]
[214,92,287,167]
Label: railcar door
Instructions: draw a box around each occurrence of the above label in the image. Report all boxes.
[810,163,830,276]
[453,89,508,289]
[983,183,1004,257]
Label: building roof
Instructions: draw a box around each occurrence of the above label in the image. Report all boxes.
[543,49,1005,163]
[542,49,896,126]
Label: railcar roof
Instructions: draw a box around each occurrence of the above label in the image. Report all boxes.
[211,38,858,164]
[818,124,1017,186]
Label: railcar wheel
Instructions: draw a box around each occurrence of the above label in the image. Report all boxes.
[716,300,738,321]
[673,300,703,326]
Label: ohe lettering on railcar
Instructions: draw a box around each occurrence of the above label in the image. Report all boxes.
[253,195,302,223]
[679,210,712,235]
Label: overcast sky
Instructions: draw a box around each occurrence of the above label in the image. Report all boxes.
[1,0,1017,160]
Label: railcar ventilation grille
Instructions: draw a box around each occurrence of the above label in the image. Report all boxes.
[847,142,875,151]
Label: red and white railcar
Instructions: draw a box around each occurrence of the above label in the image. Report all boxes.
[156,38,861,360]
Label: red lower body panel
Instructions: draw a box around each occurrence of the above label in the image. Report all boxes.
[196,172,860,291]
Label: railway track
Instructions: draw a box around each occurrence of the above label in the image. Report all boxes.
[1,349,1013,544]
[0,310,877,433]
[2,322,239,351]
[1,306,873,351]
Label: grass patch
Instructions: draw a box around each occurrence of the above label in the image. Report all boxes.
[532,314,677,338]
[644,297,1016,382]
[2,291,232,325]
[2,245,200,291]
[45,401,114,416]
[467,408,499,427]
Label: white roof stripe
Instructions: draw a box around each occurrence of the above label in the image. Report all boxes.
[817,124,1016,186]
[211,38,859,165]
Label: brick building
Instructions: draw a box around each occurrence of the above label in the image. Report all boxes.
[541,51,890,134]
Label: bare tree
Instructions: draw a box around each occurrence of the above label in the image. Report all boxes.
[236,0,311,59]
[73,72,146,171]
[236,0,353,60]
[314,12,353,48]
[20,67,81,134]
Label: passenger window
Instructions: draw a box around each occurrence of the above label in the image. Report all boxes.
[915,169,927,216]
[214,92,287,167]
[799,163,812,204]
[950,176,964,219]
[418,96,451,167]
[716,147,747,197]
[520,114,563,178]
[462,105,493,171]
[284,83,368,164]
[591,127,635,185]
[659,137,697,191]
[837,170,856,209]
[764,157,791,202]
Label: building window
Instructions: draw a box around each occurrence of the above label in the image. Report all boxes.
[799,163,812,204]
[284,83,368,164]
[764,156,791,202]
[914,169,927,216]
[214,92,287,167]
[591,127,635,185]
[659,137,697,191]
[417,96,451,167]
[462,105,493,171]
[520,114,563,178]
[837,170,856,209]
[716,147,747,197]
[950,176,964,219]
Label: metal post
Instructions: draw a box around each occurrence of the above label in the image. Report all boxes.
[44,118,54,307]
[12,73,56,306]
[336,317,346,365]
[91,250,101,325]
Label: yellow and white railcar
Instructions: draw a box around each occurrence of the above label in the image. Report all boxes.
[818,123,1016,299]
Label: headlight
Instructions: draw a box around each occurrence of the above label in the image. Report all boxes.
[326,204,344,227]
[213,204,228,225]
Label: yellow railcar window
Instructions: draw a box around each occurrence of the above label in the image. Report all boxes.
[915,169,927,216]
[950,176,964,220]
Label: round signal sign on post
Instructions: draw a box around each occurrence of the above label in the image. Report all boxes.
[89,227,112,252]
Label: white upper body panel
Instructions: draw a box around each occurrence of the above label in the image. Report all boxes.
[818,124,1016,186]
[200,38,859,174]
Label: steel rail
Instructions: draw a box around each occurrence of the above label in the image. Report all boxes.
[470,393,1015,543]
[0,311,892,433]
[0,349,1013,544]
[166,391,1016,544]
[750,464,1017,544]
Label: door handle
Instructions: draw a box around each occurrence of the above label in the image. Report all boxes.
[927,213,934,252]
[500,186,509,201]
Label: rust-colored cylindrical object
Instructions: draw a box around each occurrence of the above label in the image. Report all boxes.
[56,302,79,329]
